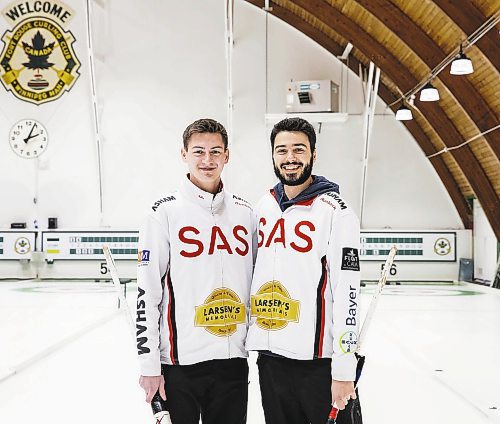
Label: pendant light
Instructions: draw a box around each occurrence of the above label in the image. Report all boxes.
[395,102,413,121]
[419,82,440,101]
[450,45,474,75]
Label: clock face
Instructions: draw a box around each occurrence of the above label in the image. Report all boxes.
[9,119,48,159]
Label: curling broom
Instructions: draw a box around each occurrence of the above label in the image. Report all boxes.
[327,246,398,423]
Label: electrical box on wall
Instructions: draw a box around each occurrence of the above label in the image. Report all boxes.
[286,80,340,113]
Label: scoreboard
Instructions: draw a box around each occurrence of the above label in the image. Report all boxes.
[42,231,139,260]
[360,232,456,262]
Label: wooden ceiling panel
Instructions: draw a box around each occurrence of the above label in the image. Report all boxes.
[433,0,500,70]
[440,154,474,194]
[465,51,500,111]
[417,115,447,152]
[352,0,499,159]
[474,0,500,17]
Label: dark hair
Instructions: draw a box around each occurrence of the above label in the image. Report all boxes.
[182,118,228,150]
[270,117,316,151]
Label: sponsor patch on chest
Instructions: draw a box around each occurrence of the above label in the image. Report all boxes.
[194,288,246,337]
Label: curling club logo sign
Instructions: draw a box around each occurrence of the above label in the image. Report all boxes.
[433,237,451,256]
[14,236,31,254]
[0,1,80,104]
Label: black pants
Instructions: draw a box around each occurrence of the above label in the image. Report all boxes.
[162,358,248,424]
[257,354,362,424]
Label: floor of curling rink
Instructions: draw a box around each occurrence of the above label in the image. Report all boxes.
[0,280,499,424]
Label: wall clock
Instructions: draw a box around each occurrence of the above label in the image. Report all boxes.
[9,119,48,159]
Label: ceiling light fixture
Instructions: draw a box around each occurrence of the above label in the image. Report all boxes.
[395,102,413,121]
[450,45,474,75]
[419,82,440,101]
[387,12,498,120]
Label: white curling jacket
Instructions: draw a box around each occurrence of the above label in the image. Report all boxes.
[136,176,255,376]
[246,186,361,381]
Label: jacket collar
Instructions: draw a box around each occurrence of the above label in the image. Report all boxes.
[271,175,340,212]
[180,174,225,213]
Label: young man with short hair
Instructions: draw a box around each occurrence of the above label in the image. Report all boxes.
[137,118,255,424]
[247,117,362,424]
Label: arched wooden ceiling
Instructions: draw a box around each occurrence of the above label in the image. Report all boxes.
[245,0,500,238]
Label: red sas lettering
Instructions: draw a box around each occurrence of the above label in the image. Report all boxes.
[179,225,249,258]
[259,218,315,253]
[265,218,286,248]
[179,226,203,257]
[209,226,233,255]
[233,225,249,256]
[290,221,315,252]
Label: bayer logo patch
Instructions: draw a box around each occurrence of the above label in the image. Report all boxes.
[339,331,358,354]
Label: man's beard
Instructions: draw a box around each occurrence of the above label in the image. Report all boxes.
[273,156,314,186]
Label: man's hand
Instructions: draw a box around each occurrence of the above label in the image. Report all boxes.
[139,375,166,403]
[331,380,356,410]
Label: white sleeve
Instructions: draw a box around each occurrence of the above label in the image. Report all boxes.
[136,212,170,376]
[328,211,361,381]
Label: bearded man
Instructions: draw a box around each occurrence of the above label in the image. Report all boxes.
[246,117,362,424]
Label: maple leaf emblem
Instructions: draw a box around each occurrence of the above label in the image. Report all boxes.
[22,31,55,69]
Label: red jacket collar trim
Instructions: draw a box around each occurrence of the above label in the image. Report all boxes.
[294,197,316,206]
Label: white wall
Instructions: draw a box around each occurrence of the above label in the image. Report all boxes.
[95,0,229,227]
[0,0,470,279]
